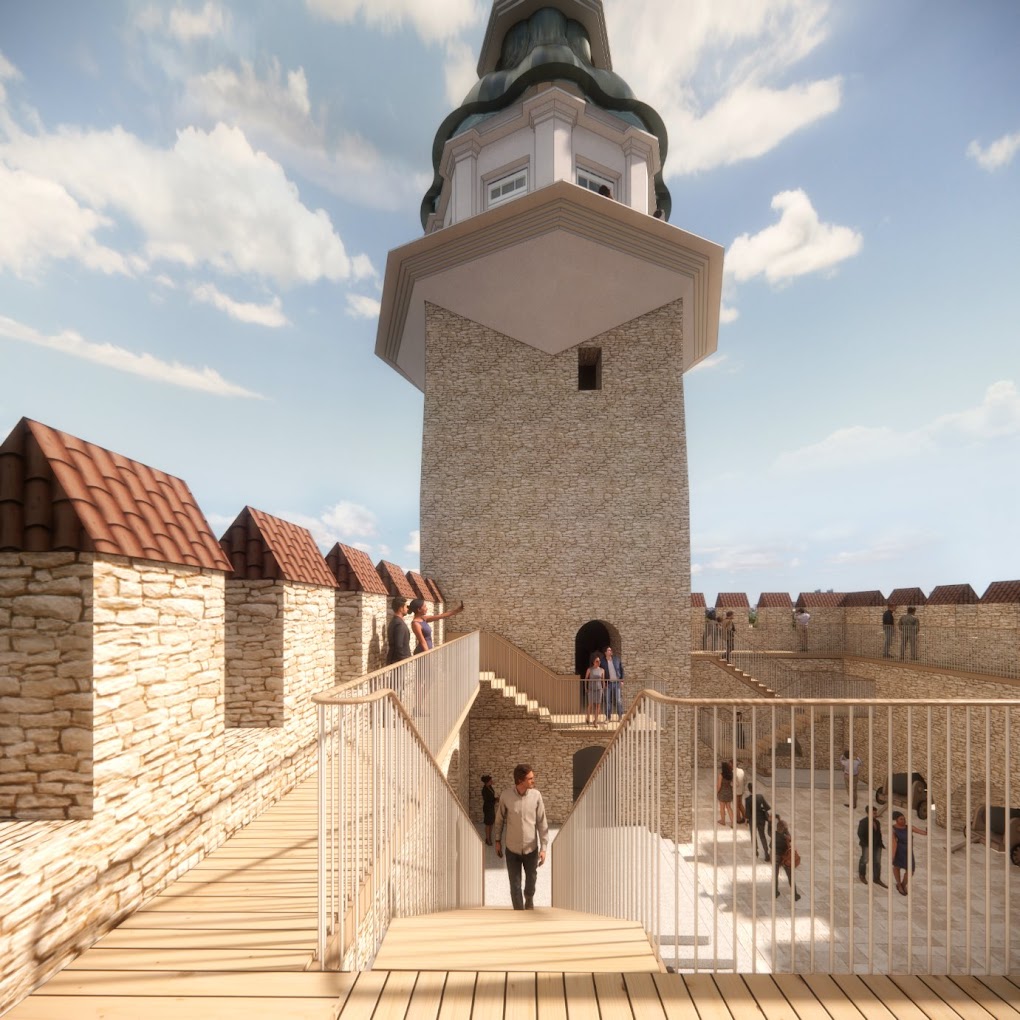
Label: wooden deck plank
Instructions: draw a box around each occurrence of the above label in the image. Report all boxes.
[65,948,314,971]
[682,974,732,1020]
[798,974,864,1020]
[370,970,418,1020]
[976,977,1020,1014]
[651,973,699,1020]
[623,972,668,1020]
[505,972,538,1020]
[715,973,772,1019]
[333,970,388,1020]
[117,911,316,929]
[857,976,933,1020]
[472,972,506,1020]
[89,928,315,951]
[3,995,338,1019]
[36,970,355,998]
[918,975,999,1020]
[887,975,966,1020]
[831,975,898,1019]
[595,972,637,1020]
[436,972,476,1020]
[404,971,447,1020]
[951,976,1020,1020]
[771,974,834,1020]
[746,974,810,1020]
[563,973,598,1019]
[535,973,567,1020]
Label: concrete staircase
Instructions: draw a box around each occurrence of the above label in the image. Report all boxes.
[709,656,776,697]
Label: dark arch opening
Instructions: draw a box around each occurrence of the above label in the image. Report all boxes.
[574,619,620,677]
[573,746,605,801]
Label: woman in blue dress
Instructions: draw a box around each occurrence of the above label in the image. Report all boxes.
[891,810,927,895]
[409,598,465,653]
[585,654,605,725]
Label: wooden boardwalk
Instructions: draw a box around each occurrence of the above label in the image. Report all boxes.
[7,776,1020,1019]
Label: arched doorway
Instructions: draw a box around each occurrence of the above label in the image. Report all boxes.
[573,746,604,801]
[574,620,620,677]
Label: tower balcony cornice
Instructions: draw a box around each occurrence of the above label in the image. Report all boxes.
[376,180,724,391]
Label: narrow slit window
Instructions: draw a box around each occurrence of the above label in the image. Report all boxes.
[578,348,602,391]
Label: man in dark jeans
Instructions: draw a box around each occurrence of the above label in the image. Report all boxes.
[857,806,888,887]
[494,763,550,910]
[385,597,411,664]
[745,782,771,861]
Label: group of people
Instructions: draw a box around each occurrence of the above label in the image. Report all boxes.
[385,596,465,664]
[702,609,737,661]
[582,646,625,725]
[882,604,920,660]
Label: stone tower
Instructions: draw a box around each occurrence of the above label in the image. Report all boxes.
[376,1,723,701]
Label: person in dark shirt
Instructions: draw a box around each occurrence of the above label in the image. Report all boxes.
[385,597,411,664]
[857,806,888,887]
[882,605,895,657]
[745,782,771,861]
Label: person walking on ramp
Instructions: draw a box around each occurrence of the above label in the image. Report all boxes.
[494,763,550,910]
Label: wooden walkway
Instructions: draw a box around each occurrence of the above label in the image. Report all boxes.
[7,776,1020,1019]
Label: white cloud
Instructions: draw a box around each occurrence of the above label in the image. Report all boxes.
[687,352,731,374]
[1,121,360,286]
[0,164,130,277]
[726,189,862,285]
[693,542,793,573]
[719,305,739,324]
[191,283,288,327]
[0,313,261,397]
[405,529,421,554]
[305,0,481,45]
[606,0,841,177]
[137,3,229,41]
[321,501,379,539]
[967,131,1020,172]
[774,380,1020,474]
[346,293,381,319]
[443,38,478,106]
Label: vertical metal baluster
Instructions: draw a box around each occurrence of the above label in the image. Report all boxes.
[985,704,992,974]
[1005,705,1012,975]
[965,705,972,973]
[693,701,700,973]
[906,705,913,973]
[945,704,952,973]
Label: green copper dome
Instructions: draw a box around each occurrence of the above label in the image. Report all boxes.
[420,6,672,229]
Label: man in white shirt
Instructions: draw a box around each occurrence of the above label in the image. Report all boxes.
[840,749,862,808]
[494,763,550,910]
[794,608,810,651]
[602,646,624,721]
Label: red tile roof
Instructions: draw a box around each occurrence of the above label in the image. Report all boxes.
[406,570,432,601]
[840,591,886,607]
[690,593,706,608]
[716,592,750,608]
[376,560,415,599]
[0,417,230,571]
[980,580,1020,604]
[220,507,336,587]
[888,587,927,606]
[325,543,388,594]
[757,592,792,608]
[928,584,979,605]
[423,576,444,602]
[796,592,845,608]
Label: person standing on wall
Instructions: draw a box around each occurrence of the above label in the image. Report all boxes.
[494,764,550,910]
[840,749,862,808]
[386,597,411,664]
[882,604,895,657]
[722,611,736,663]
[409,597,465,653]
[899,606,920,661]
[602,645,624,722]
[794,607,811,651]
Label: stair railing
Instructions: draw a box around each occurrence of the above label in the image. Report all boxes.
[479,631,585,717]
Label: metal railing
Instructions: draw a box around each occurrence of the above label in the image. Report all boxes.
[553,693,1018,975]
[716,651,876,701]
[313,634,483,969]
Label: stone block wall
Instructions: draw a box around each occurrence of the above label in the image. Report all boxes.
[224,579,283,727]
[282,582,336,741]
[334,590,388,682]
[0,553,93,820]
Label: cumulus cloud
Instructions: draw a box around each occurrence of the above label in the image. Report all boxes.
[305,0,481,44]
[137,2,229,41]
[719,305,739,325]
[727,189,863,285]
[0,313,261,397]
[687,352,732,374]
[191,282,288,327]
[1,121,361,286]
[606,0,841,177]
[405,529,421,554]
[967,131,1020,172]
[692,543,793,574]
[322,501,379,539]
[0,164,130,277]
[775,380,1020,473]
[346,293,381,319]
[443,38,478,106]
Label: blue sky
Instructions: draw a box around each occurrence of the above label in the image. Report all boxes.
[1,0,1018,603]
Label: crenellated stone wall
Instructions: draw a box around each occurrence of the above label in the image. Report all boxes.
[224,579,282,727]
[0,553,93,820]
[334,590,388,683]
[281,582,335,738]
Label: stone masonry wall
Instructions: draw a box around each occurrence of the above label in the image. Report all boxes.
[282,582,335,741]
[0,556,323,1015]
[224,579,283,727]
[334,590,388,683]
[422,300,692,835]
[0,553,93,820]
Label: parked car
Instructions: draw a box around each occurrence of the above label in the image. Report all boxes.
[875,771,928,819]
[967,805,1020,866]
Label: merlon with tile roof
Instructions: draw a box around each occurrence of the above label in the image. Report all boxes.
[376,559,416,599]
[888,587,927,606]
[690,593,706,608]
[927,584,979,605]
[325,543,389,594]
[0,417,230,571]
[406,570,432,601]
[980,580,1020,603]
[840,590,886,607]
[220,507,337,587]
[715,592,749,608]
[424,576,444,603]
[796,592,845,608]
[756,592,793,608]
